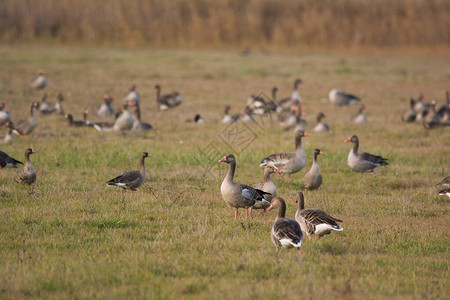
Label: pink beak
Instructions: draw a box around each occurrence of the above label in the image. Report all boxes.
[304,132,311,137]
[274,167,281,174]
[219,156,227,163]
[345,137,351,142]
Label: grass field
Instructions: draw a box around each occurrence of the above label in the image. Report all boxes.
[0,45,449,299]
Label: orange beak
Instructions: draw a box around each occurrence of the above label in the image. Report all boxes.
[219,156,227,163]
[267,205,273,211]
[319,151,324,155]
[273,167,281,174]
[345,137,351,142]
[304,132,311,137]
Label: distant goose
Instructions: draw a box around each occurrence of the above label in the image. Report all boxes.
[221,105,238,124]
[247,94,268,115]
[113,105,133,131]
[422,100,442,129]
[303,149,323,191]
[14,102,39,135]
[238,106,255,123]
[14,148,36,185]
[295,192,343,241]
[30,69,47,90]
[414,94,430,120]
[438,188,450,198]
[107,152,151,191]
[97,94,115,117]
[345,135,388,172]
[0,150,23,169]
[38,93,56,115]
[123,85,140,105]
[185,114,205,124]
[219,154,271,219]
[131,106,153,131]
[278,106,298,129]
[268,197,303,253]
[55,92,65,116]
[352,104,368,124]
[65,114,85,127]
[1,122,15,143]
[437,91,450,122]
[260,130,310,178]
[0,103,12,126]
[401,98,417,122]
[313,112,329,132]
[251,166,281,214]
[278,79,302,110]
[329,89,360,106]
[155,84,182,110]
[436,175,450,187]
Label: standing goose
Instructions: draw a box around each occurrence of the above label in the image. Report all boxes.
[268,197,303,253]
[345,135,388,172]
[329,89,360,106]
[123,85,140,105]
[295,192,343,241]
[0,150,23,169]
[97,94,115,117]
[260,130,310,178]
[437,91,450,123]
[219,154,271,219]
[313,112,329,132]
[155,85,182,110]
[1,122,16,143]
[113,105,134,131]
[14,148,36,185]
[401,98,417,122]
[303,149,323,191]
[30,69,47,90]
[221,105,238,124]
[55,92,65,116]
[0,103,12,126]
[14,102,39,135]
[351,104,368,124]
[106,152,151,191]
[251,166,281,214]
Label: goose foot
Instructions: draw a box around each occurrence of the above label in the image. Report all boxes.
[308,236,312,241]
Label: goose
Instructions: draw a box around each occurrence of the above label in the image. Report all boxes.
[131,106,153,131]
[123,85,140,105]
[238,106,255,123]
[329,89,360,106]
[0,150,23,169]
[284,108,307,132]
[38,93,56,115]
[106,152,151,191]
[247,94,268,115]
[97,94,115,117]
[1,122,15,143]
[93,121,115,132]
[14,102,38,135]
[268,197,303,253]
[437,91,450,123]
[414,94,430,120]
[65,114,85,127]
[55,92,65,115]
[436,175,450,187]
[221,105,238,124]
[30,69,47,90]
[113,105,133,131]
[422,100,442,129]
[185,114,205,124]
[260,130,310,178]
[438,188,450,198]
[0,103,12,126]
[219,154,271,219]
[251,166,281,214]
[295,192,343,241]
[345,135,388,172]
[14,148,36,185]
[155,84,182,110]
[278,79,302,110]
[279,106,299,129]
[401,98,417,122]
[265,87,282,113]
[303,149,323,191]
[313,112,329,132]
[352,104,368,124]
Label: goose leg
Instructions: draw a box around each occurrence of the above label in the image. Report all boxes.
[234,208,238,219]
[245,208,249,218]
[308,236,312,241]
[316,235,323,241]
[297,247,301,255]
[263,208,266,216]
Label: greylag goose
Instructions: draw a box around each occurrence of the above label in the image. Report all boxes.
[436,175,450,187]
[414,94,430,120]
[55,92,65,115]
[65,114,85,127]
[185,114,205,124]
[1,122,15,143]
[38,93,56,115]
[438,188,450,198]
[0,103,12,126]
[251,165,281,214]
[247,94,268,115]
[155,85,182,110]
[422,100,442,129]
[14,148,36,185]
[123,85,140,105]
[303,149,323,191]
[401,98,417,122]
[14,102,38,135]
[345,135,388,172]
[221,105,238,124]
[30,69,47,90]
[106,152,151,191]
[268,197,303,253]
[313,112,329,132]
[238,106,255,123]
[329,89,360,106]
[279,106,299,129]
[97,94,115,117]
[278,79,302,110]
[219,154,271,219]
[131,106,153,131]
[437,91,450,123]
[260,130,310,178]
[352,104,368,124]
[0,150,22,169]
[113,105,133,131]
[295,192,343,241]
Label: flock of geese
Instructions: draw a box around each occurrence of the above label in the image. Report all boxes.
[0,71,449,254]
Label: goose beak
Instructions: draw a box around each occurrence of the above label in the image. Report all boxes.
[267,204,273,211]
[319,151,324,155]
[304,132,310,137]
[345,137,351,142]
[274,168,281,174]
[219,156,227,163]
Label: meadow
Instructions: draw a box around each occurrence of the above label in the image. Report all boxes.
[0,45,449,299]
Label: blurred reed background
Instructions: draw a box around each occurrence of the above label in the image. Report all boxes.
[1,0,449,51]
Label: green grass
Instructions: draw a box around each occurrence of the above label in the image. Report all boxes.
[0,45,449,299]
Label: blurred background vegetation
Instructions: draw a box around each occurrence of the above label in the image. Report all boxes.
[1,0,449,51]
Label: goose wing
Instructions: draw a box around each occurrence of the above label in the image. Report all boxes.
[300,209,342,226]
[359,152,389,166]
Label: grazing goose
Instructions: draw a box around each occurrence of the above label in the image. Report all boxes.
[345,135,388,172]
[106,152,151,191]
[0,150,23,169]
[131,106,153,131]
[438,188,450,198]
[295,192,343,241]
[436,175,450,187]
[113,105,134,131]
[313,112,329,132]
[1,122,15,143]
[303,149,323,191]
[260,130,310,178]
[278,79,302,110]
[329,89,360,106]
[219,154,271,219]
[123,85,140,105]
[251,166,281,214]
[0,103,12,126]
[221,105,238,124]
[185,114,205,124]
[155,84,182,110]
[401,98,417,122]
[65,114,85,127]
[14,102,38,135]
[268,197,303,253]
[352,104,368,124]
[38,93,56,115]
[97,94,115,117]
[30,69,47,90]
[14,148,36,185]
